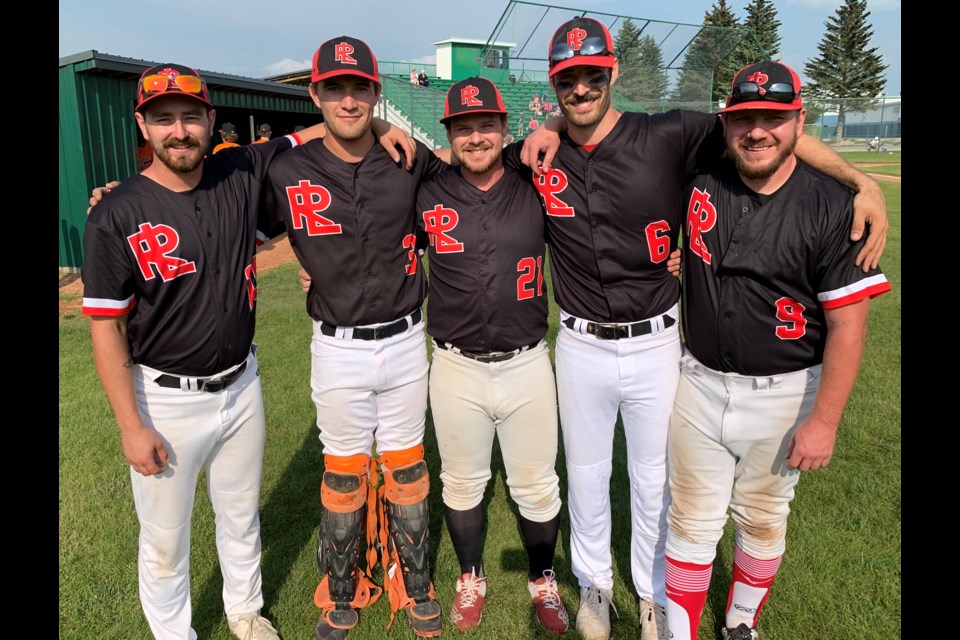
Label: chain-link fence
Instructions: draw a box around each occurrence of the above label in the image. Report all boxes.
[801,96,901,152]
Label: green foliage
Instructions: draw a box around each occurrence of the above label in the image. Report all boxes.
[673,0,749,105]
[739,0,782,64]
[804,0,888,140]
[615,19,669,108]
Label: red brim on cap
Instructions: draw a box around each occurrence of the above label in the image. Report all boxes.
[548,55,616,78]
[136,92,214,113]
[311,69,381,84]
[715,99,802,115]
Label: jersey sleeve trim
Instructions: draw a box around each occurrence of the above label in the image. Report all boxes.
[819,274,892,309]
[286,133,302,147]
[82,294,137,317]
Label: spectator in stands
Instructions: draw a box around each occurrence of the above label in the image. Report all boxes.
[253,123,272,144]
[517,114,526,137]
[411,69,419,85]
[542,99,553,114]
[503,133,515,148]
[529,95,541,114]
[213,122,241,154]
[418,71,430,87]
[528,116,539,132]
[539,88,548,103]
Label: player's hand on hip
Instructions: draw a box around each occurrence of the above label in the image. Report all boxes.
[850,178,888,271]
[785,417,838,472]
[298,267,311,294]
[122,424,170,476]
[88,181,121,214]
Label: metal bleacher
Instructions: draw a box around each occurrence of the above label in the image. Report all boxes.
[379,74,555,148]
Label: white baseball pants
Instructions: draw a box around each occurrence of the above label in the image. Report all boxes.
[310,314,428,457]
[132,350,266,640]
[556,306,680,605]
[429,341,562,522]
[666,354,821,564]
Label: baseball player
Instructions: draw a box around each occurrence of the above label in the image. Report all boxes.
[82,63,324,640]
[264,36,447,640]
[663,61,892,640]
[517,17,892,640]
[419,77,568,635]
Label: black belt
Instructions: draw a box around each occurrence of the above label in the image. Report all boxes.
[434,340,541,363]
[319,308,422,341]
[562,313,676,340]
[154,360,248,393]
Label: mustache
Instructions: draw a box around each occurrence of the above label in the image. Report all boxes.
[565,91,602,105]
[163,138,200,149]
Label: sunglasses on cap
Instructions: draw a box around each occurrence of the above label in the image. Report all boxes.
[140,73,204,96]
[549,37,611,64]
[730,81,799,103]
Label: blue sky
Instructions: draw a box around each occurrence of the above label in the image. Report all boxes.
[58,0,900,95]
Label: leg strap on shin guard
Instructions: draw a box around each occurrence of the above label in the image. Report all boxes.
[314,453,382,618]
[378,445,440,633]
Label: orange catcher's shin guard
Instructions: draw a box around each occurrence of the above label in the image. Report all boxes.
[379,445,443,637]
[314,454,381,640]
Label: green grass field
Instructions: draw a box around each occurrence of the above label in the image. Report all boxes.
[59,182,901,640]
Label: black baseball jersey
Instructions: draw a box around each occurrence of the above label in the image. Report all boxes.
[681,159,892,376]
[417,164,547,352]
[266,139,445,326]
[81,137,295,376]
[506,110,724,323]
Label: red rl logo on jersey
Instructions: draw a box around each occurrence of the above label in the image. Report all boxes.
[286,180,343,236]
[567,28,588,50]
[745,71,769,92]
[334,43,357,65]
[460,85,482,106]
[686,187,717,264]
[422,205,464,253]
[127,223,197,282]
[534,168,574,217]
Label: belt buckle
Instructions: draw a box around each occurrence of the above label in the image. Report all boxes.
[199,378,226,393]
[593,322,628,340]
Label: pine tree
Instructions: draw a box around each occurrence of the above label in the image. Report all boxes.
[615,20,669,110]
[804,0,887,141]
[739,0,781,64]
[672,0,747,106]
[636,36,669,107]
[613,18,644,106]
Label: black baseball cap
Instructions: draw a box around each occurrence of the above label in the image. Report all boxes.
[258,123,272,133]
[716,61,803,114]
[548,17,616,78]
[136,63,213,112]
[311,36,380,84]
[440,77,507,124]
[220,122,237,133]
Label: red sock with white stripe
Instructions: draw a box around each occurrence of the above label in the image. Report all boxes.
[725,546,782,629]
[665,555,713,640]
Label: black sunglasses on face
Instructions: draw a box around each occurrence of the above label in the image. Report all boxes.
[549,36,611,64]
[730,82,799,103]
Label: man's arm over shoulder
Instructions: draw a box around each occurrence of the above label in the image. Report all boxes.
[795,135,888,271]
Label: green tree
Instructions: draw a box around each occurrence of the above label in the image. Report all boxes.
[614,18,644,107]
[635,36,669,107]
[615,19,669,110]
[804,0,887,141]
[739,0,781,64]
[672,0,748,106]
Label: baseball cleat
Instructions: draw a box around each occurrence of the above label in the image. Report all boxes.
[228,612,280,640]
[450,570,487,631]
[528,569,569,635]
[721,623,759,640]
[638,597,667,640]
[575,585,615,640]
